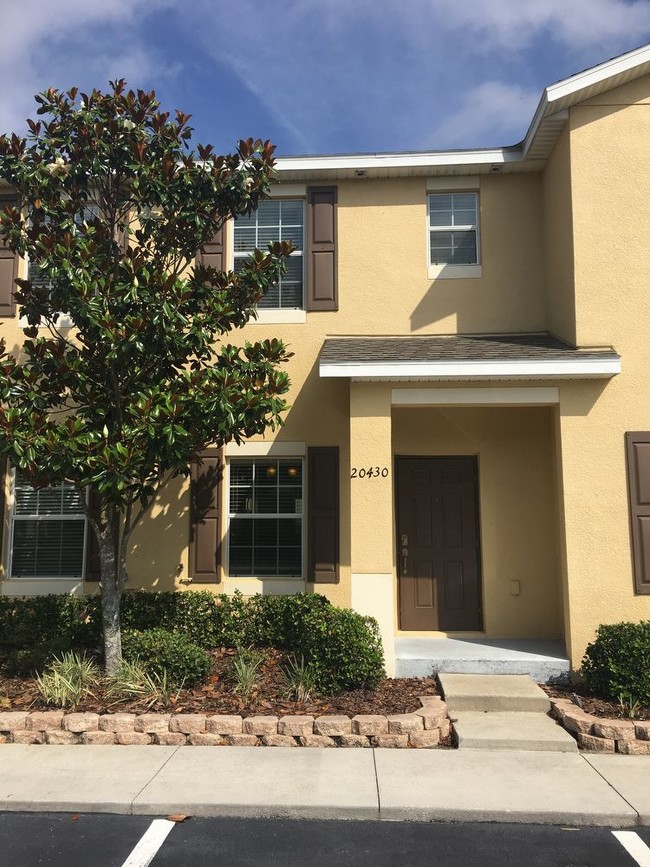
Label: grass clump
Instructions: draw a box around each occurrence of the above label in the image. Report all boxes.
[35,652,100,709]
[228,646,265,700]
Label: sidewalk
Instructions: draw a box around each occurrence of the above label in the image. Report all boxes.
[0,745,648,826]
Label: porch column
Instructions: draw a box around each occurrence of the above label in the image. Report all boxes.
[349,381,396,676]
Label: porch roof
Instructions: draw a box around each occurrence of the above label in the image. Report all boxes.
[319,333,621,381]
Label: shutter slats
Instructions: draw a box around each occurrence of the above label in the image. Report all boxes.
[198,225,225,272]
[308,446,339,583]
[0,198,17,318]
[307,187,337,311]
[625,432,650,595]
[189,448,223,583]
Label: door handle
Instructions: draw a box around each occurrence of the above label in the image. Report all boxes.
[401,546,408,575]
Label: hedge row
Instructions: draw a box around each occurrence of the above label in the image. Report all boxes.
[0,591,385,694]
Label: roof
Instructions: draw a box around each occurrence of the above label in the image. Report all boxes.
[319,333,621,382]
[276,43,650,181]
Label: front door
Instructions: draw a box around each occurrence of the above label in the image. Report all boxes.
[397,456,482,631]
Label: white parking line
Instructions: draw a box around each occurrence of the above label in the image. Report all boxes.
[612,831,650,867]
[121,819,176,867]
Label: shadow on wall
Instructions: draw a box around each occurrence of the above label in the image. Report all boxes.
[123,474,188,592]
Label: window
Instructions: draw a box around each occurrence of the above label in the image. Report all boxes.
[228,458,303,577]
[10,470,86,578]
[26,204,103,324]
[233,200,304,309]
[428,192,479,266]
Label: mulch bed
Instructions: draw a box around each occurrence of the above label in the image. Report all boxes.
[541,683,650,721]
[0,647,440,718]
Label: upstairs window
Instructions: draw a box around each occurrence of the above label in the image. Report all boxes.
[10,470,86,578]
[428,192,479,266]
[233,200,304,309]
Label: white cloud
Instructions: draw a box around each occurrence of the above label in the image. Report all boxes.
[432,81,540,147]
[429,0,650,51]
[0,0,177,133]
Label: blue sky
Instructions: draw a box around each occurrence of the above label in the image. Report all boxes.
[2,0,650,157]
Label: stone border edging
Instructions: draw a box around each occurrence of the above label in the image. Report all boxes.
[0,696,450,749]
[551,698,650,753]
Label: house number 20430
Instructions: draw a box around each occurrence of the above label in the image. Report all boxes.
[351,467,389,479]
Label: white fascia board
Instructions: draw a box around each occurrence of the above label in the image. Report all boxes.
[522,43,650,157]
[275,148,522,174]
[546,42,650,103]
[320,358,621,380]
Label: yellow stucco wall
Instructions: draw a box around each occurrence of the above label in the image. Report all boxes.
[542,124,577,345]
[554,75,650,666]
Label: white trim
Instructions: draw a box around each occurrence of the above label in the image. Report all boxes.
[224,577,306,595]
[320,357,621,380]
[268,183,307,197]
[391,386,560,406]
[225,441,306,457]
[426,176,480,191]
[248,309,306,324]
[276,149,518,174]
[546,43,650,104]
[8,468,88,581]
[428,191,480,272]
[1,579,83,596]
[225,455,305,582]
[428,264,482,280]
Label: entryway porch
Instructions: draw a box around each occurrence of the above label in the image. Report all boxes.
[394,636,570,683]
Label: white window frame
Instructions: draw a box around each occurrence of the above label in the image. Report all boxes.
[8,468,88,580]
[226,457,305,580]
[232,198,306,319]
[427,191,482,280]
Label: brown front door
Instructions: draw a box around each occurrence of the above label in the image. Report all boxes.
[397,457,482,631]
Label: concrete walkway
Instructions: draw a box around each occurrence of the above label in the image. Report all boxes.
[0,745,648,826]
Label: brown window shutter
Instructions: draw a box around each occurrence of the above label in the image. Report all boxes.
[308,446,339,583]
[625,432,650,595]
[198,224,225,271]
[0,199,18,318]
[306,187,337,311]
[189,448,223,583]
[85,488,101,582]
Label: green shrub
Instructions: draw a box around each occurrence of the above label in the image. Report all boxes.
[121,627,213,687]
[581,621,650,706]
[0,595,101,649]
[240,593,384,694]
[3,636,73,677]
[120,590,248,649]
[1,590,385,695]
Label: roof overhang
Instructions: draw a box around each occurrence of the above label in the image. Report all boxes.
[319,357,621,382]
[275,43,650,181]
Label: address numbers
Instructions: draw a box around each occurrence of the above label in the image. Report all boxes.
[351,467,389,479]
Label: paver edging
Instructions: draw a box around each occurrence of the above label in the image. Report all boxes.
[0,697,451,749]
[551,698,650,754]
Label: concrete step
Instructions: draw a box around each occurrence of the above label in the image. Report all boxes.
[394,637,570,683]
[439,673,551,714]
[452,711,578,752]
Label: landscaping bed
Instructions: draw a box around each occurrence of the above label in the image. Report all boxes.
[542,684,650,722]
[0,647,440,718]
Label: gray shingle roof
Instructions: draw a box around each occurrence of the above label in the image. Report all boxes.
[320,333,619,364]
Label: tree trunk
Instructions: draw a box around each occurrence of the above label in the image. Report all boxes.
[99,505,123,675]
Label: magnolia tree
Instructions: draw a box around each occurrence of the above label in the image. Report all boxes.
[0,82,293,673]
